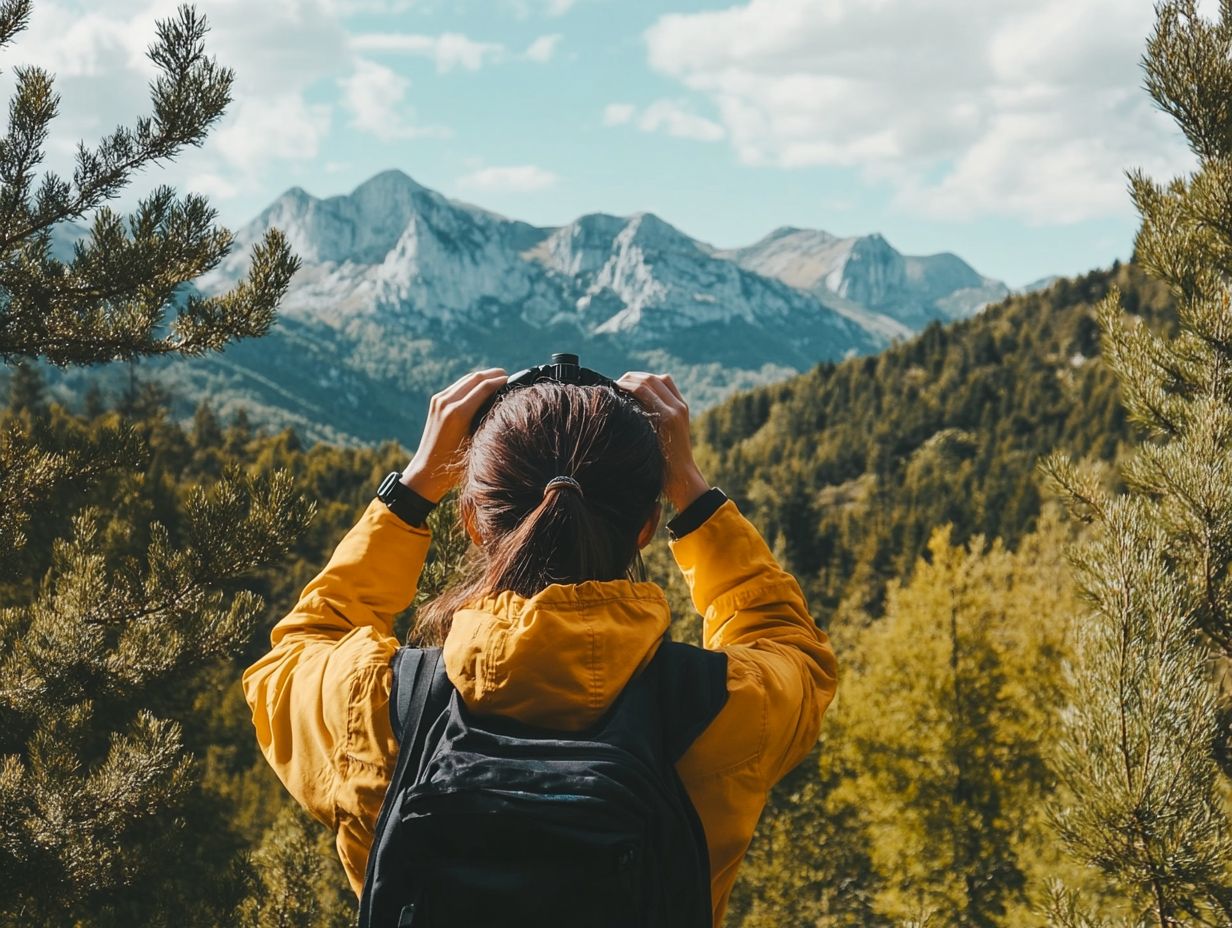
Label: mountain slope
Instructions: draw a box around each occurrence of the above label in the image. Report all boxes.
[47,170,1023,445]
[693,261,1171,620]
[721,226,1010,328]
[154,172,889,442]
[206,173,878,350]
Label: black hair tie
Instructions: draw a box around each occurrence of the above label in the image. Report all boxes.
[543,476,583,498]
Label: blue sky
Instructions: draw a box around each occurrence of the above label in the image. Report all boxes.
[4,0,1208,288]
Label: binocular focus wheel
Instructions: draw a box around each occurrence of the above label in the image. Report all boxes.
[469,353,616,433]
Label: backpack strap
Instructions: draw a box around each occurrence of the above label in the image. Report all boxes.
[389,645,452,750]
[653,640,730,763]
[359,648,449,928]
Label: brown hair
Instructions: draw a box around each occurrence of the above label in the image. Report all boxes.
[413,382,664,645]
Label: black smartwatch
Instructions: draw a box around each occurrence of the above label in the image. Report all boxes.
[376,471,438,527]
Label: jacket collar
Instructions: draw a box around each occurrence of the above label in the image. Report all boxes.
[441,579,670,731]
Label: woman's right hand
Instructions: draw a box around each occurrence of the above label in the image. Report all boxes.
[401,368,507,502]
[616,371,710,513]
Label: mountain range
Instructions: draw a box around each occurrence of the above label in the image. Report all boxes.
[55,170,1029,445]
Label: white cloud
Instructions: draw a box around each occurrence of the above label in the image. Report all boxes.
[601,100,724,142]
[0,0,352,200]
[643,0,1200,223]
[524,33,562,63]
[637,99,724,142]
[506,0,577,17]
[333,0,420,11]
[602,102,635,126]
[186,172,240,200]
[351,32,504,72]
[342,59,411,136]
[339,58,451,140]
[457,164,560,192]
[214,94,333,169]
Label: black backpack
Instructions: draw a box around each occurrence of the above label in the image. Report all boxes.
[357,637,729,928]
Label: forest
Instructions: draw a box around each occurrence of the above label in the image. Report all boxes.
[0,267,1127,926]
[3,0,1232,926]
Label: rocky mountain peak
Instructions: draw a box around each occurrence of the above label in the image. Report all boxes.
[839,234,907,306]
[539,213,628,276]
[353,168,425,196]
[621,211,699,252]
[720,225,1010,327]
[210,169,1019,357]
[170,168,1037,445]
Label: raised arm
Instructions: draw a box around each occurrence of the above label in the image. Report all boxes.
[241,499,431,826]
[616,370,837,787]
[242,368,507,878]
[669,492,837,784]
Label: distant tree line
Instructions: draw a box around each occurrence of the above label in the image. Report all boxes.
[4,0,1232,926]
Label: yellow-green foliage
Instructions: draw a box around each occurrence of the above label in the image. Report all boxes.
[1039,3,1232,925]
[833,514,1077,926]
[726,512,1082,928]
[236,805,353,928]
[694,262,1172,623]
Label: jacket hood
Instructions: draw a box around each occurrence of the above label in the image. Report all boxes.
[441,579,671,731]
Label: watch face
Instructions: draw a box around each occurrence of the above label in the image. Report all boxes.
[378,471,401,499]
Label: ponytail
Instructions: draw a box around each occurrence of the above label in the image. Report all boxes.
[411,383,662,646]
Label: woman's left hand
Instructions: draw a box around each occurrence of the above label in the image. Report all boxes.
[615,370,710,512]
[400,368,507,501]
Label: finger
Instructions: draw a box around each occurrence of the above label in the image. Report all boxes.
[626,381,676,423]
[615,373,655,408]
[452,367,505,391]
[615,371,652,392]
[441,368,506,402]
[659,373,686,406]
[635,375,685,415]
[455,372,508,412]
[617,372,673,401]
[616,372,662,401]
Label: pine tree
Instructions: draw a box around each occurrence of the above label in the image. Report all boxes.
[192,401,223,450]
[1041,2,1232,924]
[831,518,1077,927]
[5,362,42,415]
[237,805,353,928]
[0,2,310,924]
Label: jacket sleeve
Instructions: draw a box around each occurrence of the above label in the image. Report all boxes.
[669,496,837,788]
[242,498,432,888]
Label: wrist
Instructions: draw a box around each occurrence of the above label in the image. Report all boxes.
[399,460,448,503]
[666,466,710,513]
[378,470,438,528]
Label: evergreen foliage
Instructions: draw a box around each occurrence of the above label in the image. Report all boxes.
[0,272,1171,926]
[694,261,1169,622]
[0,1,1222,923]
[0,1,297,365]
[0,266,1173,926]
[1041,2,1232,925]
[832,518,1077,926]
[0,4,309,924]
[727,514,1082,928]
[237,805,353,928]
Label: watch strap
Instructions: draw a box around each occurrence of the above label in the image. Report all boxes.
[666,487,728,541]
[377,471,438,528]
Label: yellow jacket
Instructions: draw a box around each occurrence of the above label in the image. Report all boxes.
[243,495,837,926]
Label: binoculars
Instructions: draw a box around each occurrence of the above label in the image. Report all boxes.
[471,353,616,431]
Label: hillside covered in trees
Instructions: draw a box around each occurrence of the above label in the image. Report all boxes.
[0,255,1165,927]
[694,261,1171,622]
[6,0,1231,925]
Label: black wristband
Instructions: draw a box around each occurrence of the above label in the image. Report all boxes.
[667,487,728,541]
[376,471,438,528]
